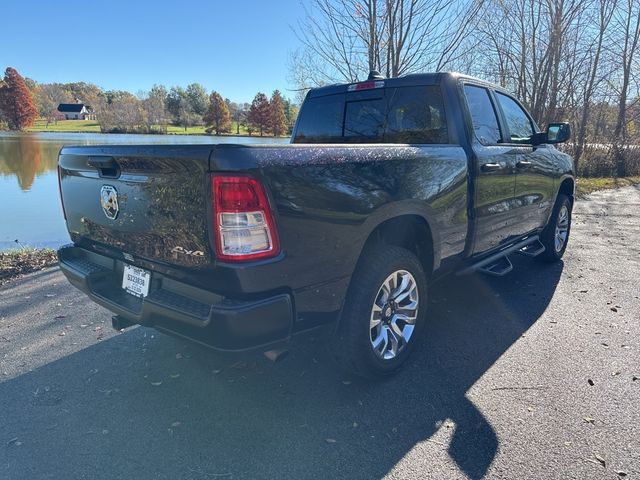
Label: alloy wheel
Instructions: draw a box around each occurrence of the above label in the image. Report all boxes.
[554,204,570,252]
[369,270,419,360]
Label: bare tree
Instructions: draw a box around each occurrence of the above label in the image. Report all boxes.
[611,0,640,176]
[290,0,483,90]
[573,0,618,169]
[471,0,588,125]
[97,91,145,133]
[226,99,247,135]
[142,84,169,133]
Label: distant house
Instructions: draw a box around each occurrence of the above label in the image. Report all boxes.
[57,103,96,120]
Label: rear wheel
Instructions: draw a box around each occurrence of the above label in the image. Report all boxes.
[332,245,427,378]
[537,194,572,262]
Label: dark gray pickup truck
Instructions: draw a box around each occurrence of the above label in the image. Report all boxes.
[57,72,574,377]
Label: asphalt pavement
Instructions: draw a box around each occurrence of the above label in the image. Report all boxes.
[1,185,638,480]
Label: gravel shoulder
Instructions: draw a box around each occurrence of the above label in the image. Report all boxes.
[0,186,638,480]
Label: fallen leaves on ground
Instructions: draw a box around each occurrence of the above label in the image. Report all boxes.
[0,248,58,284]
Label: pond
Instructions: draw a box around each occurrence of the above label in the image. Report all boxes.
[0,132,289,251]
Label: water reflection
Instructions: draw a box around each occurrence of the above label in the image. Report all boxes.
[0,135,59,191]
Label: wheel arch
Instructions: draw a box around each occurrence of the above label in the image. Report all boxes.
[357,213,437,280]
[558,176,575,204]
[333,205,439,335]
[542,175,575,231]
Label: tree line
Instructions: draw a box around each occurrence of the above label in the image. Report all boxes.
[292,0,640,177]
[0,67,299,137]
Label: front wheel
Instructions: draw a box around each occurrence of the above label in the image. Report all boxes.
[331,245,427,378]
[537,194,572,262]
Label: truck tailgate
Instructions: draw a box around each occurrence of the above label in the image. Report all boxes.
[58,145,213,268]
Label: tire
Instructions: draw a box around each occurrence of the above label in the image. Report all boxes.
[537,193,572,263]
[331,244,428,378]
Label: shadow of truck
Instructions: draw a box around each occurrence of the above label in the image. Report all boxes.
[0,256,562,480]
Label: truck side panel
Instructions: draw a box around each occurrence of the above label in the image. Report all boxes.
[209,144,469,326]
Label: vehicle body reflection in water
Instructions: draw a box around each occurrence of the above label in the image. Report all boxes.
[0,132,288,250]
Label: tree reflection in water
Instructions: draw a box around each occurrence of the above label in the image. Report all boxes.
[0,134,59,191]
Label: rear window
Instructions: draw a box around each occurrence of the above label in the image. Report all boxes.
[294,85,449,144]
[292,94,344,143]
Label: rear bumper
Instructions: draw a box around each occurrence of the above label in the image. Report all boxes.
[57,245,294,353]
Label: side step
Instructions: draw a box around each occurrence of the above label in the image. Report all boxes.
[478,256,513,276]
[516,239,545,257]
[457,235,541,277]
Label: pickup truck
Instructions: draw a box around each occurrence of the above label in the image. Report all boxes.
[57,72,574,378]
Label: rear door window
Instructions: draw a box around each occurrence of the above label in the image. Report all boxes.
[383,86,448,144]
[463,85,501,145]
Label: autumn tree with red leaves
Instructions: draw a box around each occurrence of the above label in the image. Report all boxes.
[269,90,288,137]
[247,92,271,136]
[0,67,38,130]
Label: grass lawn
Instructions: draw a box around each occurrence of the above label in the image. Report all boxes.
[164,122,255,136]
[26,119,101,133]
[576,176,640,196]
[25,118,278,137]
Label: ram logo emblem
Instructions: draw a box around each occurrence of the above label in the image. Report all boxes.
[100,185,119,220]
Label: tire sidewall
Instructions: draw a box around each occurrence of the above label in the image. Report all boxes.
[340,246,428,376]
[546,195,572,260]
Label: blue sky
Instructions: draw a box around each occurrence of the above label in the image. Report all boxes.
[2,0,306,102]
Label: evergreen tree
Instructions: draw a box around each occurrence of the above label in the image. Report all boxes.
[282,97,299,134]
[269,90,288,137]
[185,83,209,116]
[0,67,38,130]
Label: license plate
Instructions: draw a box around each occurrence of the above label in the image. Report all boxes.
[122,264,150,298]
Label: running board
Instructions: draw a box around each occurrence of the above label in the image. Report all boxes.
[457,236,541,276]
[516,239,545,257]
[479,256,513,276]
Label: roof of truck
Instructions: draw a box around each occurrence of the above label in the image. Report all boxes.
[305,72,489,98]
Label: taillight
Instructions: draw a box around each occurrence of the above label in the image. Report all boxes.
[212,175,280,262]
[57,166,67,220]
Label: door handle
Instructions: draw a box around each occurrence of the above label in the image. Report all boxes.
[516,160,532,168]
[480,163,502,172]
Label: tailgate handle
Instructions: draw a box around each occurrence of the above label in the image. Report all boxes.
[88,157,120,178]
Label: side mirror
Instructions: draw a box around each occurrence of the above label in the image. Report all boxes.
[545,122,571,144]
